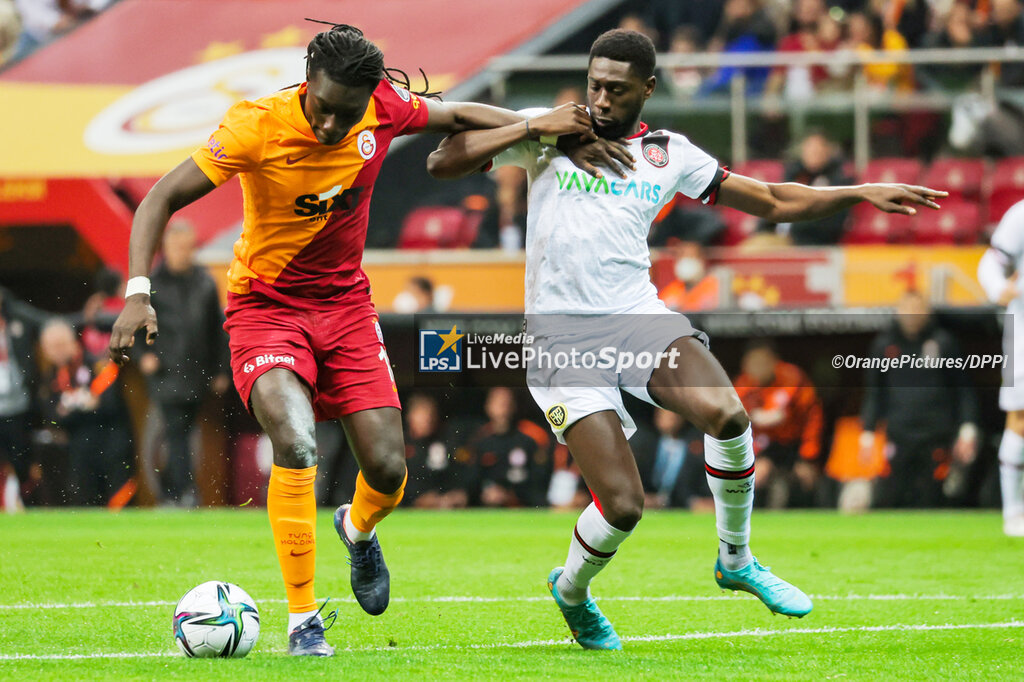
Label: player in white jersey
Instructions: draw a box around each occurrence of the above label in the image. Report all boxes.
[427,29,946,649]
[978,199,1024,537]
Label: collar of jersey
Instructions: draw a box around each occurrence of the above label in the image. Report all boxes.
[627,122,649,140]
[291,82,316,140]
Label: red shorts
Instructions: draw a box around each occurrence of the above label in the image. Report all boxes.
[224,294,400,421]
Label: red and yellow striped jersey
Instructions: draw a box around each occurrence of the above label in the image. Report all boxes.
[191,79,428,309]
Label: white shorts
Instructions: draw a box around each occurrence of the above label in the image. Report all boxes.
[525,298,708,444]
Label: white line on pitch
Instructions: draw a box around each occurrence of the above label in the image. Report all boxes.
[1,593,1022,610]
[2,620,1021,661]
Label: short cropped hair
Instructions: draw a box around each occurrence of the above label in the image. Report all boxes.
[589,28,657,80]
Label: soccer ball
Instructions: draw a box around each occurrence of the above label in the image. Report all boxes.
[173,581,260,658]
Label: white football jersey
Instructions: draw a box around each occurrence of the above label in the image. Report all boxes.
[491,113,721,314]
[983,200,1024,409]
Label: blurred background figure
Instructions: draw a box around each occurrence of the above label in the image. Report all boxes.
[761,130,854,246]
[700,0,778,96]
[663,25,704,98]
[0,0,21,66]
[658,242,722,312]
[764,0,837,101]
[11,0,109,63]
[860,291,980,509]
[392,276,438,314]
[631,408,713,510]
[843,9,914,93]
[470,387,550,508]
[402,393,471,509]
[79,267,123,358]
[138,220,230,506]
[37,318,132,506]
[0,287,48,511]
[734,340,824,509]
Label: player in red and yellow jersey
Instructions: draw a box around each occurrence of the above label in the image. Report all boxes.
[108,23,596,657]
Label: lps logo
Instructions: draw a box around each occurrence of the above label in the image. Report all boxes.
[418,326,464,372]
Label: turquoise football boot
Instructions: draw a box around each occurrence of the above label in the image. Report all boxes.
[547,567,622,650]
[714,557,813,617]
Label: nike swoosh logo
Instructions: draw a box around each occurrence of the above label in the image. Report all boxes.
[285,153,312,165]
[289,548,313,557]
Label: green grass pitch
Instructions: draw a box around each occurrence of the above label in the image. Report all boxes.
[0,509,1020,680]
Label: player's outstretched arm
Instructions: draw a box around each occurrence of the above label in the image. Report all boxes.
[426,103,595,179]
[420,99,526,134]
[717,173,947,223]
[108,158,216,365]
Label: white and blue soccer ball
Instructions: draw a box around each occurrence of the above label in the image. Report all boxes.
[173,581,260,658]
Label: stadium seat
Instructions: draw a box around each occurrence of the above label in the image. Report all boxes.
[921,158,986,200]
[844,203,914,244]
[987,156,1024,225]
[717,206,761,245]
[398,206,481,249]
[733,160,784,184]
[858,158,923,186]
[911,199,982,245]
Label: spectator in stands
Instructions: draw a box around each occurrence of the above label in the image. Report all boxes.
[658,242,721,312]
[618,13,659,46]
[470,387,550,507]
[0,0,21,66]
[643,0,725,51]
[37,318,132,506]
[663,25,704,98]
[978,0,1024,86]
[761,130,855,245]
[402,393,471,509]
[392,276,437,314]
[138,221,230,506]
[630,408,714,510]
[734,340,824,508]
[11,0,107,62]
[877,0,932,48]
[0,287,48,510]
[920,1,988,90]
[764,0,840,101]
[843,9,914,92]
[700,0,778,96]
[80,267,123,359]
[860,290,980,508]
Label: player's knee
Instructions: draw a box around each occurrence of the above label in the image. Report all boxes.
[707,398,749,440]
[602,492,643,531]
[275,432,318,469]
[365,455,407,494]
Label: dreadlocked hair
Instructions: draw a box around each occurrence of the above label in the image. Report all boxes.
[304,19,442,98]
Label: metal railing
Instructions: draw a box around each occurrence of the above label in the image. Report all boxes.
[485,47,1024,169]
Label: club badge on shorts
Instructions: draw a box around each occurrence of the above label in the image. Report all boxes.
[546,403,568,428]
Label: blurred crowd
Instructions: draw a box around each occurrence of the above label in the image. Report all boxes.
[0,237,999,512]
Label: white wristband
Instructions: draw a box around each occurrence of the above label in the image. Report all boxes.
[124,276,151,298]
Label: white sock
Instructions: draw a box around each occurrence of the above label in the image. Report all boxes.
[705,426,755,570]
[288,609,320,634]
[343,506,375,543]
[556,502,632,605]
[999,429,1024,520]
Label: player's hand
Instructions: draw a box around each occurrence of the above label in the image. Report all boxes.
[998,272,1019,307]
[860,183,947,215]
[952,423,979,464]
[526,102,595,141]
[561,138,636,179]
[108,295,157,366]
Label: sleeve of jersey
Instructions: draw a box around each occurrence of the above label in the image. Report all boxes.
[190,101,263,186]
[482,107,549,172]
[668,135,725,204]
[990,201,1024,262]
[379,82,430,136]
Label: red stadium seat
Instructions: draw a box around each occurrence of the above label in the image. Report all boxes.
[733,160,784,184]
[859,158,923,186]
[987,157,1024,224]
[921,158,986,200]
[717,207,760,245]
[844,204,914,244]
[398,206,481,249]
[911,200,982,245]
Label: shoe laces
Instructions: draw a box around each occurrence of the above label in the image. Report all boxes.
[294,598,337,637]
[347,537,384,573]
[750,559,786,591]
